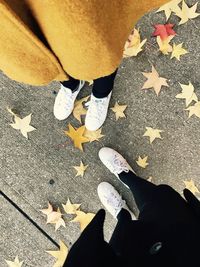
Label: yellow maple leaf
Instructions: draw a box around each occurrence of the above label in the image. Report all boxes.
[5,256,23,267]
[71,210,95,231]
[8,109,36,139]
[73,95,90,123]
[111,102,127,120]
[171,43,188,60]
[65,124,89,151]
[176,82,198,107]
[156,0,182,20]
[157,35,174,55]
[175,0,200,25]
[83,128,105,142]
[62,198,81,214]
[183,179,200,195]
[41,203,65,231]
[185,101,200,119]
[46,240,68,267]
[136,156,149,168]
[143,127,163,144]
[73,161,88,177]
[142,65,169,96]
[123,28,147,57]
[87,80,94,86]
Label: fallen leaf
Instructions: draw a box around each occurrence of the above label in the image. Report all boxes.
[171,43,188,60]
[65,124,89,151]
[185,101,200,118]
[88,80,94,86]
[156,0,182,20]
[73,161,88,177]
[157,35,174,55]
[175,0,200,25]
[111,102,127,120]
[71,210,95,231]
[123,28,147,57]
[143,127,163,144]
[136,156,149,168]
[152,24,176,40]
[176,82,198,107]
[62,198,81,214]
[142,65,169,96]
[41,203,66,231]
[183,179,200,195]
[83,128,104,142]
[147,176,153,182]
[46,240,68,267]
[73,95,90,123]
[5,256,23,267]
[8,110,36,139]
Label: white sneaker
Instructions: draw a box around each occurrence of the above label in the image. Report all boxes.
[53,80,85,120]
[97,182,136,219]
[85,92,112,131]
[99,147,135,189]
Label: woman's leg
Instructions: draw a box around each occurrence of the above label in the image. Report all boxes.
[60,75,80,91]
[92,69,118,98]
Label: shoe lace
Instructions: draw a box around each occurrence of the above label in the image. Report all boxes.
[107,155,129,175]
[58,88,74,108]
[86,97,107,120]
[104,192,125,213]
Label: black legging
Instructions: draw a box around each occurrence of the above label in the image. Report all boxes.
[60,69,118,98]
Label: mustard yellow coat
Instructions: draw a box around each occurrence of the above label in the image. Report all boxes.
[0,0,169,86]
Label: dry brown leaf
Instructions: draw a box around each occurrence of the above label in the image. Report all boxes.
[183,179,200,195]
[185,101,200,119]
[143,127,163,144]
[62,198,81,214]
[83,128,104,142]
[46,240,68,267]
[41,203,65,231]
[123,28,147,57]
[73,161,88,177]
[8,108,36,139]
[71,210,95,231]
[142,65,169,96]
[111,102,127,120]
[5,256,23,267]
[65,124,89,151]
[136,156,149,168]
[176,82,198,107]
[73,95,90,123]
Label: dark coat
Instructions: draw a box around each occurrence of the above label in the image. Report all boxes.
[64,186,200,267]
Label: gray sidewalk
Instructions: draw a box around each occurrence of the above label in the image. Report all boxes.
[1,1,200,266]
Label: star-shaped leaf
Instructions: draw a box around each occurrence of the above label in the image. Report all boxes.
[46,240,68,267]
[41,203,65,231]
[111,102,127,120]
[71,210,95,231]
[8,109,36,139]
[73,161,88,177]
[156,0,182,20]
[185,101,200,118]
[143,127,163,144]
[83,128,105,142]
[183,179,199,195]
[73,95,90,123]
[123,28,147,57]
[152,24,176,40]
[65,124,89,151]
[175,0,200,25]
[142,65,169,96]
[62,198,81,214]
[5,256,23,267]
[157,35,174,55]
[136,156,149,168]
[171,43,188,60]
[176,82,198,107]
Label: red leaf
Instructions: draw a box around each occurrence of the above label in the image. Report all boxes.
[152,24,176,40]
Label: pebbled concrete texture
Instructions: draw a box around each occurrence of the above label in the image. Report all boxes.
[1,0,200,266]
